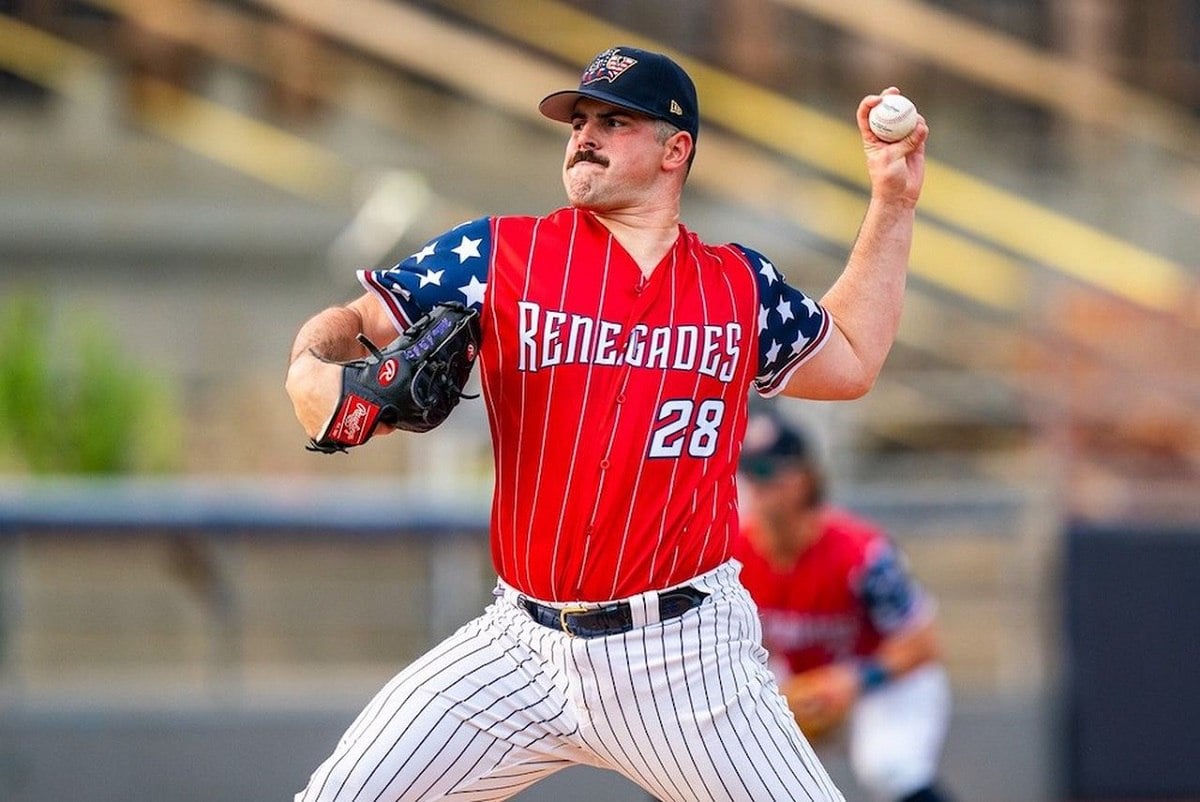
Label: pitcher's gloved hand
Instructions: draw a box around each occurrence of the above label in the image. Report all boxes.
[307,303,481,453]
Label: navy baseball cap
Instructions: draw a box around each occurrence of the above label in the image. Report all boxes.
[739,414,815,480]
[539,46,700,142]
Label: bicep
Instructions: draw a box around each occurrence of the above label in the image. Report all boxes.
[738,243,864,400]
[777,318,873,400]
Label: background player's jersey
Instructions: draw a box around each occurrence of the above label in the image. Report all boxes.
[733,508,931,675]
[361,208,829,601]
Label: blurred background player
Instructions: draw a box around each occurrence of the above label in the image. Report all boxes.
[735,411,954,802]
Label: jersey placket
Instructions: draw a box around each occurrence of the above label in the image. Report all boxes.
[583,247,680,596]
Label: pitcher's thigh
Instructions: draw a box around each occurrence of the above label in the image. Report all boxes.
[687,677,844,802]
[295,621,575,802]
[595,617,843,802]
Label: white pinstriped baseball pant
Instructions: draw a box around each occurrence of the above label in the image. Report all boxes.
[295,560,844,802]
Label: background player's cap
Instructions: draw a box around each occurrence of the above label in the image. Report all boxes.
[739,413,815,480]
[539,46,700,142]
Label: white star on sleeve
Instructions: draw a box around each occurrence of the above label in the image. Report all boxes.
[790,332,811,354]
[758,258,777,285]
[459,275,487,307]
[802,297,820,317]
[451,236,482,263]
[765,339,782,363]
[411,243,437,264]
[758,305,770,332]
[776,298,794,324]
[418,269,443,288]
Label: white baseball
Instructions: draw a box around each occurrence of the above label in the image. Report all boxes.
[868,94,918,142]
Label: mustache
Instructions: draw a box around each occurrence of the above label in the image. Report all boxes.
[569,150,609,168]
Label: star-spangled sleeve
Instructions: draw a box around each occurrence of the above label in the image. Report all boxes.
[357,216,492,331]
[856,541,932,635]
[733,244,831,397]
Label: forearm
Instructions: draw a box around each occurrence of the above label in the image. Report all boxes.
[288,305,368,363]
[861,619,940,688]
[820,87,925,388]
[820,197,914,386]
[783,88,926,399]
[286,304,372,439]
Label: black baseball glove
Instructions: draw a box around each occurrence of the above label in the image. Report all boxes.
[307,303,482,453]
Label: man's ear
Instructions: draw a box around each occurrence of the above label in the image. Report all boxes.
[663,131,694,172]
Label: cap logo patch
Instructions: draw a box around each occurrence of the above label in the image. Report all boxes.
[581,48,638,84]
[670,99,683,115]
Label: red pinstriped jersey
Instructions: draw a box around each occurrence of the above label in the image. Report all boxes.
[733,508,931,675]
[361,208,830,601]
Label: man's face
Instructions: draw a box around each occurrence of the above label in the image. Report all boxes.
[562,98,668,210]
[744,465,820,532]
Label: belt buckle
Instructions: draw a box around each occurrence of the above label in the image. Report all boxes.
[558,605,589,637]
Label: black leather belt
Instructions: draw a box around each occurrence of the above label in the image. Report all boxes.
[520,586,709,638]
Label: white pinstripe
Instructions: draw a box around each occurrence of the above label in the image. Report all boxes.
[295,561,843,802]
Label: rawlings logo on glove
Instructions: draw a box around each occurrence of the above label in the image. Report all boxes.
[307,303,482,453]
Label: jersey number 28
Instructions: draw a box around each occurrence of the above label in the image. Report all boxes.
[648,399,726,459]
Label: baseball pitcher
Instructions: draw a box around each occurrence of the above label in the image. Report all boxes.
[285,45,928,802]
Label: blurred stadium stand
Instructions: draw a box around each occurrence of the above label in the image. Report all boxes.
[1,1,1198,800]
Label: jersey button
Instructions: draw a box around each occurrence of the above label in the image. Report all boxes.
[600,458,610,470]
[616,393,626,404]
